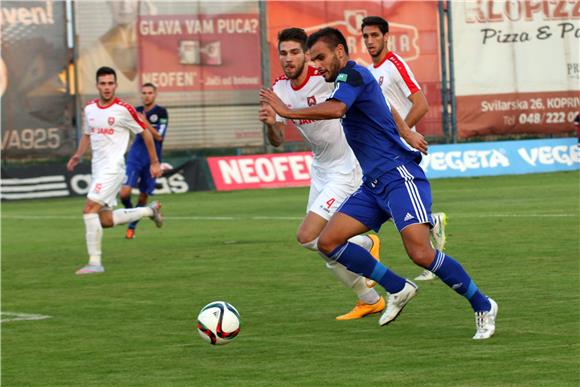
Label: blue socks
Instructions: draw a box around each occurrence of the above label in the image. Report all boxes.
[121,197,133,209]
[328,242,406,294]
[428,250,491,312]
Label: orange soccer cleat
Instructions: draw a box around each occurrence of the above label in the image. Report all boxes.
[336,296,385,321]
[365,234,381,288]
[125,228,135,239]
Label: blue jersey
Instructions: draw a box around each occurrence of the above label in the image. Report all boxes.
[126,104,168,166]
[328,60,420,181]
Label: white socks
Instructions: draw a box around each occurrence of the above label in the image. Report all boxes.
[84,213,102,266]
[323,259,381,305]
[348,234,373,250]
[112,207,153,226]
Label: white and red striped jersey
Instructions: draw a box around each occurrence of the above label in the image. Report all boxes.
[83,97,145,175]
[368,51,421,131]
[272,66,358,175]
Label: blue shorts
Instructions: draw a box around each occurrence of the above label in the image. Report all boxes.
[124,162,156,195]
[338,161,433,232]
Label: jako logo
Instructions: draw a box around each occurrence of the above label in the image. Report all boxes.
[518,145,580,166]
[421,149,510,172]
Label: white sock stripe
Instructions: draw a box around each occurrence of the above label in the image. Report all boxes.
[330,244,349,261]
[401,165,429,223]
[432,251,445,272]
[431,251,441,272]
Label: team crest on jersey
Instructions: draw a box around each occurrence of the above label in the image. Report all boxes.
[379,76,384,86]
[149,114,158,123]
[108,117,115,126]
[307,96,316,106]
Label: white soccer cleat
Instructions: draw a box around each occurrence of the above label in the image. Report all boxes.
[473,298,498,340]
[149,200,163,228]
[379,280,418,326]
[431,212,447,251]
[414,269,437,281]
[75,264,104,275]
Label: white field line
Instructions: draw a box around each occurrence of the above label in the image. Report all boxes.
[1,312,52,323]
[1,213,576,221]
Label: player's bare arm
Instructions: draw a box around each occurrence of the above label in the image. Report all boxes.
[141,129,162,177]
[391,105,428,154]
[259,103,285,147]
[137,112,163,142]
[67,134,91,171]
[405,90,429,129]
[260,89,346,120]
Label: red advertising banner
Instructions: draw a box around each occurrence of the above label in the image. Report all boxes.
[207,152,313,191]
[138,14,261,92]
[266,1,443,140]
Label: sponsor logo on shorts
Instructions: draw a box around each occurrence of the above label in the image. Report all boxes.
[404,212,414,221]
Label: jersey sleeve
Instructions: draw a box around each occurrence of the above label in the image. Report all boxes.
[393,59,420,98]
[157,107,169,139]
[327,68,365,110]
[122,104,145,134]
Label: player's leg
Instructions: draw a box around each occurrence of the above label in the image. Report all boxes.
[121,164,138,238]
[76,175,110,275]
[127,170,156,235]
[393,162,497,339]
[318,190,417,326]
[301,182,385,319]
[98,171,161,228]
[297,211,384,320]
[416,212,446,281]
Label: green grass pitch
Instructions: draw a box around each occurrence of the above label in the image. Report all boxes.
[2,171,579,386]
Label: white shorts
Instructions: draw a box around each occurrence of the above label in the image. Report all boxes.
[307,168,362,221]
[87,171,125,207]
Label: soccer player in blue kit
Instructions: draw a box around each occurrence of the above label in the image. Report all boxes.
[260,27,498,340]
[120,82,168,239]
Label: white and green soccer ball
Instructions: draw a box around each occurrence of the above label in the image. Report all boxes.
[196,301,241,345]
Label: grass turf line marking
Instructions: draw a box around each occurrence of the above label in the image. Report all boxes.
[1,312,52,323]
[1,213,576,221]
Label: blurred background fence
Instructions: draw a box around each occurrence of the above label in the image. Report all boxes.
[1,0,578,163]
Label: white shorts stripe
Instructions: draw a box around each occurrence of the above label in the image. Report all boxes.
[432,250,445,272]
[401,165,429,223]
[397,166,428,223]
[397,166,422,221]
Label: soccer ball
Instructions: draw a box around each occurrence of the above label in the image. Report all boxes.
[196,301,241,345]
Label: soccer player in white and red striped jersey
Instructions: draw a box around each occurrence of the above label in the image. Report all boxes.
[362,16,447,281]
[259,28,385,320]
[67,66,163,275]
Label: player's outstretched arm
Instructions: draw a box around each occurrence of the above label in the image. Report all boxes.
[141,129,162,178]
[260,89,346,120]
[391,106,428,154]
[67,134,90,171]
[259,103,285,147]
[405,90,429,129]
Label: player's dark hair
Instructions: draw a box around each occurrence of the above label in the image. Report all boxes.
[142,82,157,90]
[306,27,349,55]
[96,66,117,82]
[361,16,389,34]
[277,27,308,52]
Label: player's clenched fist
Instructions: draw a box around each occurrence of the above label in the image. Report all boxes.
[260,89,290,118]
